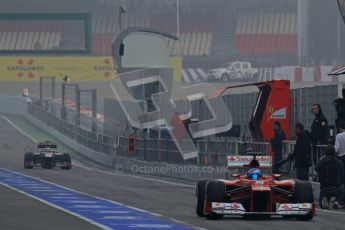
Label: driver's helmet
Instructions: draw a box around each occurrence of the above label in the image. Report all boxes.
[247,168,262,180]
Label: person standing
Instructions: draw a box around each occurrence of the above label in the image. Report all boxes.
[288,122,312,181]
[315,145,344,209]
[311,104,328,165]
[335,121,345,187]
[333,89,345,131]
[270,121,286,173]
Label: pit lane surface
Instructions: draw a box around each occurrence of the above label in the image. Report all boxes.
[0,116,345,230]
[0,184,100,230]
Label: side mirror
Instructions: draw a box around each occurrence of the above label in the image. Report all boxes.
[231,173,240,178]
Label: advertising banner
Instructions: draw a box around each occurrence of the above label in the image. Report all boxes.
[0,56,117,81]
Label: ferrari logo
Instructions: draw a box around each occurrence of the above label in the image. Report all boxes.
[268,106,274,113]
[229,156,236,161]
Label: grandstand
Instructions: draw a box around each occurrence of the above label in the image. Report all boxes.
[235,12,297,57]
[0,0,344,67]
[0,21,62,50]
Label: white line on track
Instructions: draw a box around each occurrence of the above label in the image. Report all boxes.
[316,208,345,215]
[71,160,93,171]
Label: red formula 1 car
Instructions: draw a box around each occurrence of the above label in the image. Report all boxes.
[196,154,315,220]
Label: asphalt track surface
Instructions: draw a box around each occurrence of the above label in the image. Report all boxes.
[0,184,100,230]
[1,116,345,230]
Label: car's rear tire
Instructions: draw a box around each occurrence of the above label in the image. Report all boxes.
[205,180,225,220]
[60,153,72,170]
[196,180,208,217]
[24,152,34,169]
[293,181,314,221]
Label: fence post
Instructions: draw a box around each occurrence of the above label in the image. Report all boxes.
[195,140,199,165]
[165,139,169,163]
[143,137,147,160]
[112,136,118,169]
[91,89,97,132]
[75,84,80,126]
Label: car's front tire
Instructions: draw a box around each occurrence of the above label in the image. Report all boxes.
[205,180,225,220]
[24,152,34,169]
[196,180,208,217]
[293,181,314,221]
[60,153,72,170]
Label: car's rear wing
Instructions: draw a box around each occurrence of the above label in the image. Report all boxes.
[227,155,272,174]
[38,142,57,149]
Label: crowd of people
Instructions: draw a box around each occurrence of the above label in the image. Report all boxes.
[269,89,345,209]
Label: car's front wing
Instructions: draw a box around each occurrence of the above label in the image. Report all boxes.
[208,202,313,216]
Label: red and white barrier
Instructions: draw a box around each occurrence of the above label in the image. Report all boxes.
[271,65,344,82]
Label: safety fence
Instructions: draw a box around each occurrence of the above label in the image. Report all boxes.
[282,141,327,177]
[117,135,271,166]
[28,100,273,166]
[29,96,329,180]
[116,134,328,179]
[117,135,326,177]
